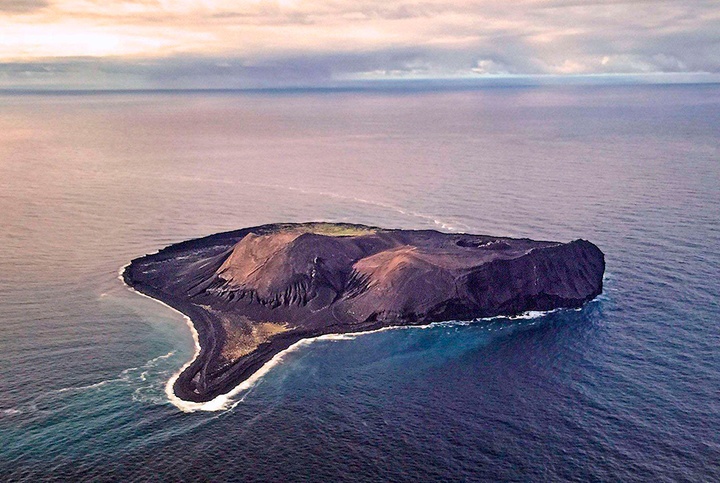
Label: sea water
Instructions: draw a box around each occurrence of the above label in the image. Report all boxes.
[1,85,719,481]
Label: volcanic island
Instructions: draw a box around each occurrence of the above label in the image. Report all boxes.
[123,222,605,403]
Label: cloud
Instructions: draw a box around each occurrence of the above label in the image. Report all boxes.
[472,59,515,76]
[1,0,719,88]
[0,0,47,13]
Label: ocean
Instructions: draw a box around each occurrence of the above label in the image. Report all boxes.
[0,85,718,481]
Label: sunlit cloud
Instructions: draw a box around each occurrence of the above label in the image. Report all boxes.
[0,22,217,58]
[1,0,718,88]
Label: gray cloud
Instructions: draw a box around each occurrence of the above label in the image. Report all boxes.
[3,49,718,91]
[0,0,47,13]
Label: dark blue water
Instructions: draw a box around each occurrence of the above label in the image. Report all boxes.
[1,85,719,481]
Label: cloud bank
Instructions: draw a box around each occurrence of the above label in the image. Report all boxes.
[1,0,718,88]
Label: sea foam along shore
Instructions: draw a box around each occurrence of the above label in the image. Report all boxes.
[120,263,382,412]
[120,263,566,412]
[119,263,325,412]
[118,264,203,411]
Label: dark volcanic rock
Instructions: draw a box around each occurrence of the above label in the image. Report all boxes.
[123,222,605,403]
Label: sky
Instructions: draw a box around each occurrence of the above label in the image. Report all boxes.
[1,0,719,89]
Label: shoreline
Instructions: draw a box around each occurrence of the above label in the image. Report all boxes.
[119,263,572,412]
[119,264,205,411]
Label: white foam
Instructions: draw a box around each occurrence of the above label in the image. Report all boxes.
[316,333,358,341]
[56,379,114,393]
[508,309,560,320]
[118,262,129,278]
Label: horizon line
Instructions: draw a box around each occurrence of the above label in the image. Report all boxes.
[2,74,720,95]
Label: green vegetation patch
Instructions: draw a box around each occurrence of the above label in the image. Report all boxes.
[275,222,380,237]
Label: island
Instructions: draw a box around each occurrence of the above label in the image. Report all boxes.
[123,222,605,403]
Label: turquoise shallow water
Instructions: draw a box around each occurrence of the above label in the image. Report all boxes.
[0,85,719,481]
